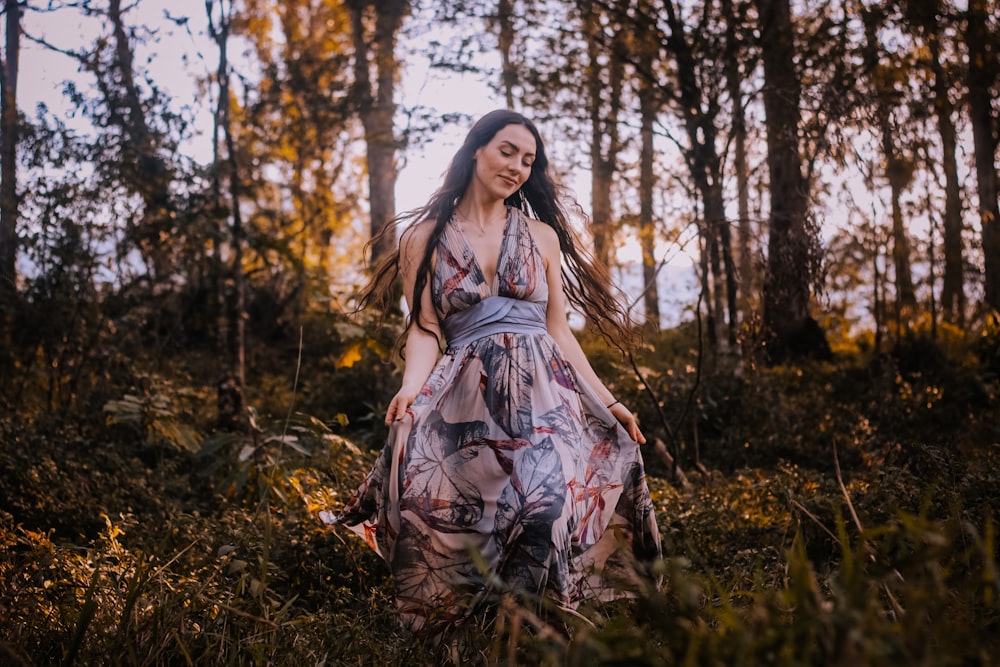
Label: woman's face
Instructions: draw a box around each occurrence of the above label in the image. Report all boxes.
[471,123,537,201]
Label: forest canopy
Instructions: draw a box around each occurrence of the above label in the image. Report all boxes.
[5,0,998,375]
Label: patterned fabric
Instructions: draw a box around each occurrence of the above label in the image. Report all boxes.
[325,207,661,630]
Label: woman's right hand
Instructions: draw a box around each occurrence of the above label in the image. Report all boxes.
[384,385,421,425]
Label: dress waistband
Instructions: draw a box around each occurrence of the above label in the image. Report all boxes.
[441,296,548,350]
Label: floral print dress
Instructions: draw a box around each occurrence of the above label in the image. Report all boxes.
[324,207,661,630]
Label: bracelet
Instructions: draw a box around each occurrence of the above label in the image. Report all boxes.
[606,399,621,410]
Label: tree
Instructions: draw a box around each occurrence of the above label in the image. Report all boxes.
[105,0,177,284]
[644,0,739,349]
[0,0,19,297]
[861,3,917,326]
[635,0,661,328]
[349,0,407,266]
[723,0,756,322]
[0,0,20,383]
[27,1,183,289]
[234,0,359,317]
[753,0,828,362]
[582,0,626,275]
[496,0,517,108]
[905,0,965,324]
[966,0,1000,313]
[207,0,245,430]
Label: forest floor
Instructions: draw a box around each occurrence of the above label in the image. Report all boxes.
[1,326,998,666]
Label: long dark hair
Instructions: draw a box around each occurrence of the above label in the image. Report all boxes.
[357,109,634,349]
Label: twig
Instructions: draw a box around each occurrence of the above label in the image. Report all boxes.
[207,600,281,627]
[833,442,906,618]
[279,325,305,446]
[626,284,705,489]
[652,437,692,491]
[788,498,839,544]
[833,443,864,536]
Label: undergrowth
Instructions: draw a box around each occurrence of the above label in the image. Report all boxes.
[1,324,998,665]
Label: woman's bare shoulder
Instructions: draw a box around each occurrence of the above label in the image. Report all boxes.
[400,218,437,243]
[526,218,559,251]
[399,218,438,255]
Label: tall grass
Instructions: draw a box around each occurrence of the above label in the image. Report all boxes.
[1,328,997,665]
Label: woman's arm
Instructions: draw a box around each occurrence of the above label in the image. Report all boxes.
[532,221,646,444]
[384,222,443,425]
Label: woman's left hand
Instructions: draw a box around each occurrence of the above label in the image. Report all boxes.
[609,402,646,444]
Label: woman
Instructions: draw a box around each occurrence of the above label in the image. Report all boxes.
[324,110,661,631]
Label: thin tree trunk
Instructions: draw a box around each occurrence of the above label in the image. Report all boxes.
[584,0,623,274]
[733,111,751,309]
[638,59,660,328]
[862,6,916,324]
[350,0,404,266]
[928,30,966,324]
[707,211,726,348]
[0,0,18,296]
[884,124,917,319]
[723,0,753,322]
[109,0,173,282]
[715,183,739,346]
[873,235,883,353]
[967,0,1000,312]
[497,0,516,109]
[208,0,245,430]
[662,0,731,350]
[0,0,20,385]
[927,198,939,340]
[698,209,718,349]
[224,96,246,431]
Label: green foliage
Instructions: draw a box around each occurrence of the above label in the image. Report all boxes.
[104,388,203,453]
[244,308,403,451]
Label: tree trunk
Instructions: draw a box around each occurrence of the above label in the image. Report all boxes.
[0,0,18,297]
[927,29,966,324]
[207,0,245,430]
[927,192,939,339]
[967,0,1000,312]
[0,0,19,386]
[349,0,405,266]
[872,234,884,353]
[662,0,733,350]
[638,56,660,328]
[715,183,739,346]
[733,116,752,317]
[754,0,828,362]
[497,0,517,109]
[697,205,717,349]
[584,0,623,275]
[862,6,916,324]
[723,0,753,322]
[706,204,726,349]
[109,0,174,283]
[884,122,917,320]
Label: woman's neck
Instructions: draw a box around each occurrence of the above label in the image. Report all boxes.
[454,191,507,234]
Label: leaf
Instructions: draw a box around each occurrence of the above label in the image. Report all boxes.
[265,434,311,457]
[336,341,364,368]
[334,320,367,339]
[238,444,257,462]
